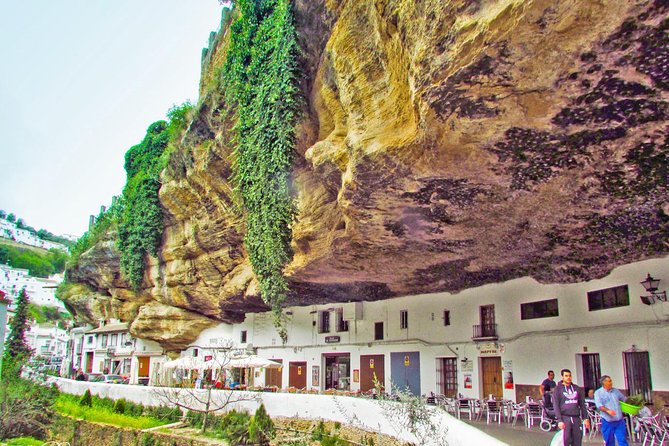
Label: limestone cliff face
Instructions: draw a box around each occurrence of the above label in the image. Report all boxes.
[65,0,669,351]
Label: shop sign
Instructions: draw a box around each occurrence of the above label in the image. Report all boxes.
[404,355,410,366]
[479,342,498,356]
[325,336,340,343]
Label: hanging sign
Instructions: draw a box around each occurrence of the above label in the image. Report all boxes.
[404,355,410,366]
[369,359,375,369]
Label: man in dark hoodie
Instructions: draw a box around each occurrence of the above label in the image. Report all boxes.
[553,369,590,446]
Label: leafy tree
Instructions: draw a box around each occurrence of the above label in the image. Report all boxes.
[6,214,15,223]
[3,288,32,365]
[0,210,5,219]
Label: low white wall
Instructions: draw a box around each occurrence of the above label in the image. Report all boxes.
[51,378,507,446]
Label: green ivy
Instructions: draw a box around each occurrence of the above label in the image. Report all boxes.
[223,0,300,341]
[117,121,170,289]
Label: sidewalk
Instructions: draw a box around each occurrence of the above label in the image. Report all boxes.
[462,419,556,446]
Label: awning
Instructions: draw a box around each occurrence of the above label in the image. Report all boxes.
[223,355,282,369]
[162,356,205,370]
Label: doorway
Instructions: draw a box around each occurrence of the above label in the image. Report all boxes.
[390,352,421,396]
[437,357,458,398]
[85,352,93,373]
[289,361,307,389]
[360,354,385,392]
[578,353,601,392]
[481,356,503,399]
[324,354,351,390]
[480,305,496,337]
[265,359,283,388]
[137,356,150,378]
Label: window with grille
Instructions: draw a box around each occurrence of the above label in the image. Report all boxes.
[400,310,408,329]
[443,310,450,326]
[374,322,384,340]
[624,351,653,403]
[240,330,247,343]
[318,311,330,334]
[436,358,458,398]
[521,298,559,320]
[336,309,349,332]
[587,285,629,311]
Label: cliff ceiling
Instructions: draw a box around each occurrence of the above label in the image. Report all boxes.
[64,0,669,351]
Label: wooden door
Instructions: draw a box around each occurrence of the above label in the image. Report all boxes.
[360,354,385,392]
[289,361,307,389]
[85,352,94,373]
[138,356,150,378]
[481,357,503,399]
[480,305,496,337]
[265,359,283,388]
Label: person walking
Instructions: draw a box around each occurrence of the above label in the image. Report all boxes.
[594,375,629,446]
[541,370,557,395]
[553,369,590,446]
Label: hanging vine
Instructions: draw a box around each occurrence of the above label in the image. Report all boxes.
[223,0,300,342]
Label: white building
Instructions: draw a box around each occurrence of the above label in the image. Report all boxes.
[81,320,166,385]
[0,218,67,252]
[26,322,68,362]
[0,264,66,312]
[185,256,669,408]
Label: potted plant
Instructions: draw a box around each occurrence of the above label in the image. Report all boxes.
[620,394,644,415]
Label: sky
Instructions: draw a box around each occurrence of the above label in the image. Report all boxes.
[0,1,224,237]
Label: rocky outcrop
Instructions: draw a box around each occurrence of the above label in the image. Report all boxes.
[64,0,669,350]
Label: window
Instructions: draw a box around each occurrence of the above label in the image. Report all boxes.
[587,285,629,311]
[521,298,559,320]
[436,358,458,398]
[443,310,451,326]
[87,336,93,344]
[240,330,247,343]
[374,322,384,340]
[318,311,330,334]
[111,334,118,346]
[193,348,199,357]
[101,334,108,346]
[400,310,408,329]
[336,309,349,332]
[624,351,652,403]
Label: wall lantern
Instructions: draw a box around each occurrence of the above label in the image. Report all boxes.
[640,273,667,305]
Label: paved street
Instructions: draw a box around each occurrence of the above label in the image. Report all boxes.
[464,419,558,446]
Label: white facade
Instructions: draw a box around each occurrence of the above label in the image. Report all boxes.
[80,320,166,384]
[0,264,66,311]
[26,322,68,361]
[186,256,669,404]
[0,218,67,251]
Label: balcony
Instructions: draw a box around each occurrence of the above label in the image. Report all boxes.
[472,323,498,341]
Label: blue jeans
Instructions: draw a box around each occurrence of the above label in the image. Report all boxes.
[601,418,629,446]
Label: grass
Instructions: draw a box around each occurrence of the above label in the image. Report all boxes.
[0,438,44,446]
[54,394,167,430]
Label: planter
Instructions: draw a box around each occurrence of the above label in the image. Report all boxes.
[620,401,641,415]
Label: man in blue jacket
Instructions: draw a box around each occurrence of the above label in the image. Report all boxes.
[553,369,590,446]
[594,375,629,446]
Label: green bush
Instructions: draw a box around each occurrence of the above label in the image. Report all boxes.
[79,389,93,408]
[97,396,116,410]
[248,404,275,445]
[186,410,204,429]
[145,405,182,422]
[220,410,251,445]
[112,398,126,414]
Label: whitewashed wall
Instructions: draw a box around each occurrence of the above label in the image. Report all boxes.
[51,377,506,446]
[206,256,669,398]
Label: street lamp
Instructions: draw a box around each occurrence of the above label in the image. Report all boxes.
[640,273,667,305]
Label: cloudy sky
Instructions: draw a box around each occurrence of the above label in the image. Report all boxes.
[0,1,223,237]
